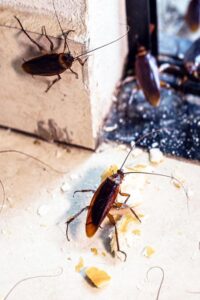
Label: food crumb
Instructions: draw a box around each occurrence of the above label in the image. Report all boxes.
[85,267,111,288]
[102,251,106,257]
[143,246,155,257]
[75,257,84,272]
[91,248,98,256]
[149,148,164,164]
[101,165,119,182]
[132,229,141,235]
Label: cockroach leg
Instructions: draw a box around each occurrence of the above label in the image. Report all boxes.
[45,74,61,93]
[41,25,54,52]
[66,206,89,241]
[73,189,96,198]
[114,200,142,223]
[62,30,75,52]
[69,68,78,79]
[160,81,170,89]
[76,57,88,66]
[14,16,44,53]
[129,206,141,223]
[119,190,130,204]
[107,213,127,261]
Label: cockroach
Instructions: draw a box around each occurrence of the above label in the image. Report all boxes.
[183,37,200,80]
[134,46,161,106]
[159,37,200,85]
[15,1,129,92]
[66,129,188,261]
[185,0,200,32]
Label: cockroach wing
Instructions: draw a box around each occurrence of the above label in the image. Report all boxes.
[22,54,66,76]
[86,177,120,237]
[185,0,200,32]
[135,53,160,106]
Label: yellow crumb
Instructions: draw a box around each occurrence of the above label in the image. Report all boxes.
[101,165,119,182]
[143,246,155,257]
[132,229,141,235]
[102,251,106,257]
[126,164,149,171]
[75,257,84,272]
[85,267,111,287]
[91,247,98,256]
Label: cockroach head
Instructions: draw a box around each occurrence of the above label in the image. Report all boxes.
[62,53,75,67]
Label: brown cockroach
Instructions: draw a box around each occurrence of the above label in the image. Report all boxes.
[185,0,200,32]
[15,1,129,92]
[134,46,161,106]
[66,129,188,260]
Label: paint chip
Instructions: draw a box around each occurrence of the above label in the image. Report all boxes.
[85,267,111,287]
[37,205,49,216]
[60,182,70,192]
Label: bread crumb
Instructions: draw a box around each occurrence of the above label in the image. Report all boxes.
[132,229,141,235]
[101,165,119,182]
[75,257,84,272]
[143,246,155,257]
[85,267,111,287]
[91,248,98,256]
[149,148,164,164]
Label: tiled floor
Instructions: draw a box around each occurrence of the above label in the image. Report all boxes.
[0,129,200,300]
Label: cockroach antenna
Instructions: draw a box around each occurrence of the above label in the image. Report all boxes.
[3,268,63,300]
[75,25,130,59]
[0,150,68,174]
[0,179,6,215]
[52,0,71,53]
[146,266,165,300]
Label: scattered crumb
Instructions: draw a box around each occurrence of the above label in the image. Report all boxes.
[102,251,106,257]
[55,150,62,158]
[33,139,41,145]
[91,248,98,256]
[37,205,49,216]
[60,182,70,192]
[70,174,79,180]
[131,148,143,157]
[101,165,119,182]
[126,163,149,171]
[132,229,141,236]
[143,246,155,257]
[172,172,185,188]
[85,267,111,288]
[75,257,84,272]
[149,148,164,164]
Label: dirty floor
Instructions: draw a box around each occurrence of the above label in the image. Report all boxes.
[0,129,200,300]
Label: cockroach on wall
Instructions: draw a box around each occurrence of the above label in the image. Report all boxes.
[15,1,129,92]
[66,129,188,261]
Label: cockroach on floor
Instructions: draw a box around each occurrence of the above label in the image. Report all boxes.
[185,0,200,32]
[15,1,129,92]
[66,130,188,261]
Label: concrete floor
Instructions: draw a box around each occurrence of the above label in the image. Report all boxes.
[0,128,200,300]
